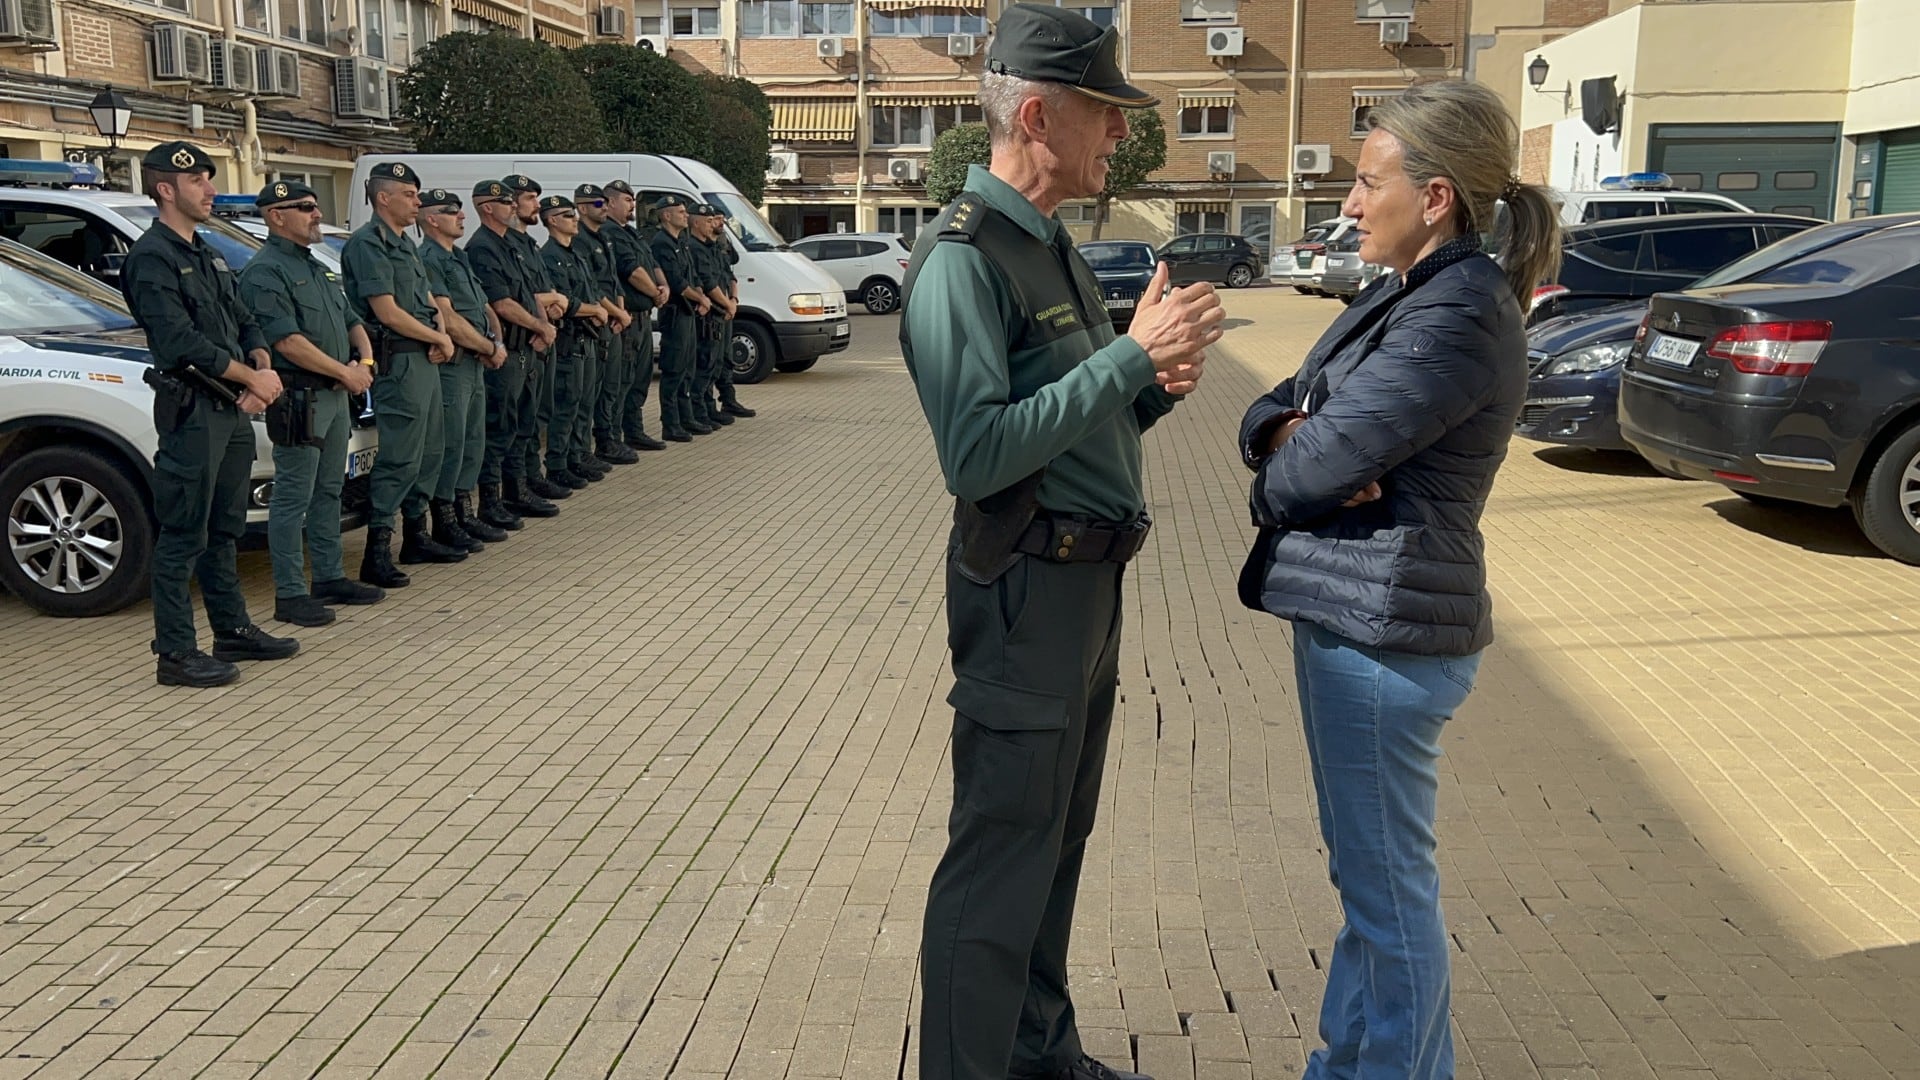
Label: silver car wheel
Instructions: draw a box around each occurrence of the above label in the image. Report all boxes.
[8,474,123,595]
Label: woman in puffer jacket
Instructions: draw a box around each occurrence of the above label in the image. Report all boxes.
[1238,79,1561,1080]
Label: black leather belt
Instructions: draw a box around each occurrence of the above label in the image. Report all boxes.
[1015,512,1152,564]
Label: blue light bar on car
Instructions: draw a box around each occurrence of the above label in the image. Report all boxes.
[1597,172,1674,191]
[0,158,104,187]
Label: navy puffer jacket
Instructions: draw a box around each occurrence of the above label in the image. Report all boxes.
[1238,242,1527,656]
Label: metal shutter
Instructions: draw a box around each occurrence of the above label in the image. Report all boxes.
[1648,123,1841,220]
[1878,128,1920,214]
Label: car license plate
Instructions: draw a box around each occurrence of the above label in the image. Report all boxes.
[1295,252,1313,268]
[1109,298,1135,309]
[833,323,849,337]
[345,447,377,478]
[1646,332,1700,368]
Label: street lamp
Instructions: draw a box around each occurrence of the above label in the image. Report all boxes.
[87,89,132,190]
[1527,56,1569,111]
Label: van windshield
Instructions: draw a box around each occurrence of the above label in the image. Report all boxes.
[704,192,787,251]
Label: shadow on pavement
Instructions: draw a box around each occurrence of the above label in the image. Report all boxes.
[1706,498,1883,559]
[1530,446,1668,478]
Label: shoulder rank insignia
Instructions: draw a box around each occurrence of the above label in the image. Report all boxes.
[939,193,988,242]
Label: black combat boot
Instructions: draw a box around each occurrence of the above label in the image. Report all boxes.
[156,649,240,688]
[685,417,714,435]
[457,491,510,543]
[721,397,755,418]
[359,526,411,588]
[551,468,591,491]
[431,499,484,554]
[625,430,667,451]
[504,476,560,518]
[596,439,639,465]
[273,594,335,627]
[707,408,735,426]
[211,624,301,662]
[313,577,385,605]
[570,458,608,482]
[400,514,466,564]
[477,483,524,531]
[528,473,574,500]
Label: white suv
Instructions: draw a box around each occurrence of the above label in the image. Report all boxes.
[789,232,912,314]
[1555,174,1750,225]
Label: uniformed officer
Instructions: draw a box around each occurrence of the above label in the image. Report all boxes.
[698,204,755,423]
[536,195,610,487]
[649,194,710,441]
[467,178,559,525]
[504,174,577,502]
[602,179,671,451]
[237,178,385,628]
[899,8,1223,1079]
[417,187,511,552]
[122,141,300,687]
[343,160,463,584]
[685,204,733,430]
[574,183,639,465]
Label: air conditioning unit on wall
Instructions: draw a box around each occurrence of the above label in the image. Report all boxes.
[151,23,213,85]
[1379,18,1410,45]
[1206,27,1243,57]
[333,55,390,121]
[1293,144,1332,175]
[595,6,626,36]
[947,33,976,57]
[1207,151,1236,177]
[816,37,844,58]
[635,33,666,53]
[209,40,258,93]
[0,0,59,47]
[766,151,800,181]
[888,157,920,183]
[256,46,301,98]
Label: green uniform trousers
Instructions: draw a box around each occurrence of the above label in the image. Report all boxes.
[544,346,587,473]
[368,349,444,526]
[482,346,536,485]
[525,349,556,480]
[656,308,697,435]
[570,336,602,465]
[435,353,486,500]
[150,392,255,654]
[267,387,350,599]
[690,320,721,423]
[593,324,627,444]
[920,552,1124,1080]
[620,314,655,440]
[712,316,739,406]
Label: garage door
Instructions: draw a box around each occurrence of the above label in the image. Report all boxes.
[1648,123,1841,220]
[1878,127,1920,214]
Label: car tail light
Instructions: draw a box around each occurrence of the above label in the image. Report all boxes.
[1713,470,1760,485]
[1704,320,1831,377]
[898,259,910,270]
[1530,284,1569,312]
[1635,313,1650,346]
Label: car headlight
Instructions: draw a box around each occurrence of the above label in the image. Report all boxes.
[1544,341,1632,375]
[788,293,825,316]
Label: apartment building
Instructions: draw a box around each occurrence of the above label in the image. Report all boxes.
[652,0,1468,250]
[0,0,611,221]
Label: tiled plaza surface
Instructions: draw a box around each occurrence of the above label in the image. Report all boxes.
[1,289,1917,1079]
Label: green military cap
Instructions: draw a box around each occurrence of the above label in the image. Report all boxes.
[574,183,606,202]
[142,140,216,176]
[502,174,542,195]
[652,193,688,210]
[419,187,462,210]
[986,4,1158,108]
[604,179,635,195]
[472,179,511,201]
[538,194,575,216]
[368,160,423,188]
[255,178,316,209]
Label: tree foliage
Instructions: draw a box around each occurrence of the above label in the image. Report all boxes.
[926,122,991,205]
[396,31,606,154]
[570,43,706,158]
[1092,106,1167,239]
[699,75,772,203]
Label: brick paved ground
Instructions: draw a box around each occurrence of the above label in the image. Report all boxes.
[1,290,1916,1079]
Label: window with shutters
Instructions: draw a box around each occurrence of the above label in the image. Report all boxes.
[1180,0,1235,23]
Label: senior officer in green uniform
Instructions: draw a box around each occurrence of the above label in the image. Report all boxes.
[536,195,610,487]
[699,204,755,423]
[418,187,511,552]
[603,179,671,451]
[122,141,300,687]
[900,9,1224,1079]
[649,194,710,441]
[574,183,639,465]
[237,179,385,628]
[504,174,578,502]
[686,204,734,429]
[343,160,464,585]
[467,178,559,525]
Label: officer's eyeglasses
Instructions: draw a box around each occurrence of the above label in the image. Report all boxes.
[271,202,322,215]
[549,211,578,220]
[582,199,606,208]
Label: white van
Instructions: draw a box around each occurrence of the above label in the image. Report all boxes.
[348,154,849,383]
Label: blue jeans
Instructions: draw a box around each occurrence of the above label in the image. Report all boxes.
[1292,620,1482,1080]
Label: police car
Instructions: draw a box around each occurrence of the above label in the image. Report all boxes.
[1554,172,1751,225]
[0,161,376,618]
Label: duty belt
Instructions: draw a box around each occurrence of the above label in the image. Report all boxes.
[1014,512,1152,564]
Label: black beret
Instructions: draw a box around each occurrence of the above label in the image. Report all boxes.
[255,178,316,209]
[502,174,542,195]
[419,188,463,210]
[574,183,606,201]
[142,140,216,177]
[368,161,423,188]
[472,179,511,200]
[538,194,576,215]
[604,179,635,195]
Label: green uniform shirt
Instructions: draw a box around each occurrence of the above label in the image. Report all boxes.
[511,227,556,292]
[341,217,438,331]
[121,222,268,378]
[539,237,595,347]
[238,235,361,377]
[650,228,696,310]
[902,166,1177,521]
[576,221,621,302]
[691,233,723,293]
[419,239,490,344]
[466,224,541,315]
[608,222,661,311]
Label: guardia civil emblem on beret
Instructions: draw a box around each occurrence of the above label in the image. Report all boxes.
[390,163,406,177]
[171,148,195,169]
[273,183,288,198]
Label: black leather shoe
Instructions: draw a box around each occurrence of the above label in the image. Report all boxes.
[313,577,385,605]
[685,419,714,435]
[552,468,591,490]
[156,649,240,688]
[596,440,640,464]
[707,411,735,426]
[211,624,301,662]
[571,463,606,483]
[721,401,756,418]
[663,429,692,443]
[399,515,467,564]
[625,433,667,451]
[1067,1055,1152,1080]
[274,594,335,627]
[359,526,411,588]
[504,477,561,517]
[527,475,573,500]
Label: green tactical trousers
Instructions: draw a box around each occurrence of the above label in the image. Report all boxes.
[368,349,444,526]
[267,386,350,598]
[435,353,486,500]
[594,324,627,443]
[712,316,740,406]
[569,334,602,464]
[544,346,586,473]
[525,348,555,481]
[621,313,655,440]
[482,346,536,485]
[656,308,697,435]
[150,391,255,654]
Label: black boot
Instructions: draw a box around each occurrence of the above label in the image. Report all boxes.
[596,439,639,465]
[432,499,485,554]
[458,491,510,543]
[721,399,756,418]
[625,431,667,451]
[400,514,466,564]
[274,594,336,627]
[313,577,385,605]
[477,483,524,531]
[359,526,411,588]
[212,624,301,662]
[707,409,735,426]
[575,453,612,476]
[503,476,560,518]
[156,648,240,688]
[663,428,693,443]
[529,473,574,499]
[551,467,591,491]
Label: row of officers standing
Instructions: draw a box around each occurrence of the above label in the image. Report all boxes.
[120,141,755,688]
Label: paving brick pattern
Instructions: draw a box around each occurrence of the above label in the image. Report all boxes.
[1,290,1916,1078]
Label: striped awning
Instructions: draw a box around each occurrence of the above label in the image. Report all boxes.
[867,0,981,10]
[1178,92,1236,110]
[450,0,519,25]
[534,22,583,46]
[869,93,975,107]
[1177,201,1229,213]
[771,98,857,141]
[1352,89,1406,108]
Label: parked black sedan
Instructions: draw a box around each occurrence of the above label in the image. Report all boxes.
[1157,233,1263,288]
[1618,216,1920,563]
[1529,212,1819,325]
[1078,240,1157,329]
